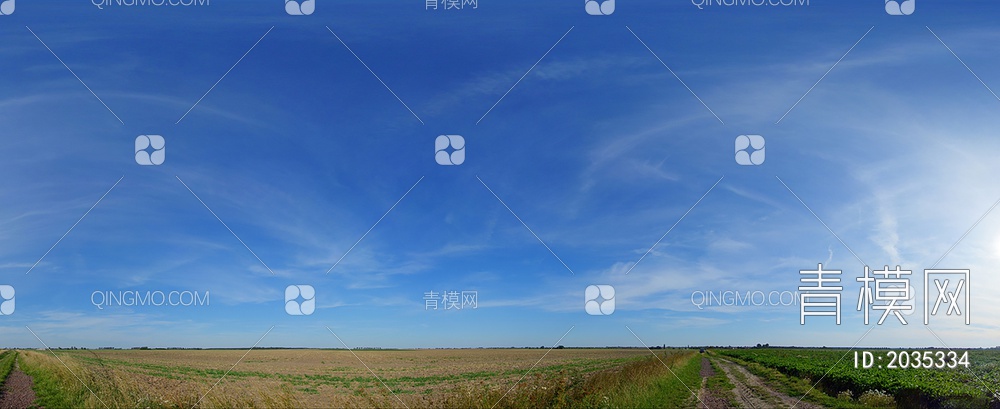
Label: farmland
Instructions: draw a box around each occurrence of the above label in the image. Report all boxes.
[1,347,998,408]
[716,348,1000,408]
[2,348,707,408]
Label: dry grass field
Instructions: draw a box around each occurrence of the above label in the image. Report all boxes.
[10,348,701,408]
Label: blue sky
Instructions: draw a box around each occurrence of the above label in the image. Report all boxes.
[1,0,999,349]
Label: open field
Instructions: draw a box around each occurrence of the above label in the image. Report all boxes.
[4,348,708,408]
[2,348,998,408]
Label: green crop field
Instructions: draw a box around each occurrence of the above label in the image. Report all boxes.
[717,348,1000,407]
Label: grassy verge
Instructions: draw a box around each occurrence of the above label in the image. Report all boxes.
[425,350,703,409]
[606,351,702,408]
[0,350,16,389]
[18,350,89,408]
[703,358,738,407]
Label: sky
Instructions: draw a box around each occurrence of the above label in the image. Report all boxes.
[1,0,999,349]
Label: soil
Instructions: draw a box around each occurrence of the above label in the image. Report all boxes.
[696,356,733,409]
[713,357,822,409]
[0,357,38,409]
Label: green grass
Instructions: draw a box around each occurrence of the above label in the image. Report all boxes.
[727,358,788,407]
[18,351,91,408]
[703,358,738,407]
[0,350,16,389]
[422,350,702,409]
[608,352,703,408]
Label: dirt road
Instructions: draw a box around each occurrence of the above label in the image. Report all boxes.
[698,356,822,409]
[715,357,821,409]
[0,354,37,409]
[696,357,733,408]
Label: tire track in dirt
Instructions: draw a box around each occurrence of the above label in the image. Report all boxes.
[696,356,731,409]
[0,353,38,409]
[713,357,821,409]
